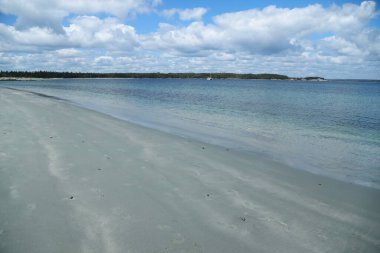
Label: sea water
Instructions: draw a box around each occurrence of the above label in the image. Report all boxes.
[1,78,379,188]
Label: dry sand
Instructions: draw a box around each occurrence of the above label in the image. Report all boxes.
[0,88,379,253]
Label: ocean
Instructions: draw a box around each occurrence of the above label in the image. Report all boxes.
[1,78,379,188]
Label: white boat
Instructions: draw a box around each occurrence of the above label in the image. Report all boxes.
[207,76,213,80]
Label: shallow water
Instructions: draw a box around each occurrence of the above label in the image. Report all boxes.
[1,78,380,188]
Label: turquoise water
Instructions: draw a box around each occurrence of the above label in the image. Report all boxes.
[2,79,380,188]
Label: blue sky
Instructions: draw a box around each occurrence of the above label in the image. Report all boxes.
[0,0,379,78]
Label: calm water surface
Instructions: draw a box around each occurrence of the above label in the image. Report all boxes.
[2,78,380,188]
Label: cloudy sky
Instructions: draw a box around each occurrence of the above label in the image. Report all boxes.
[0,0,379,79]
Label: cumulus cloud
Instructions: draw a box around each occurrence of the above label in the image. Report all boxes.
[162,7,207,21]
[0,23,67,52]
[65,16,139,50]
[0,0,158,31]
[149,1,379,56]
[0,16,139,52]
[0,1,379,78]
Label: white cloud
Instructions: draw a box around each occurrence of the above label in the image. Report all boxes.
[141,21,220,54]
[65,16,139,50]
[0,24,67,51]
[0,16,139,51]
[151,1,379,56]
[0,0,158,31]
[162,7,207,21]
[0,1,379,78]
[56,48,81,57]
[94,55,114,66]
[321,36,364,57]
[178,8,208,21]
[161,9,177,19]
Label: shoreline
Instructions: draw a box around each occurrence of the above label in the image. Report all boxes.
[1,87,379,252]
[4,86,378,190]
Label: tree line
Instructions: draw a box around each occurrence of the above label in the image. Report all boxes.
[0,71,291,80]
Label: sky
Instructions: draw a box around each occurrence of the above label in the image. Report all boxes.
[0,0,379,79]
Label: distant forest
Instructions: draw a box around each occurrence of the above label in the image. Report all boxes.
[0,71,324,80]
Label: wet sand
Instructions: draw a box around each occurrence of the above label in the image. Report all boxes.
[0,88,379,253]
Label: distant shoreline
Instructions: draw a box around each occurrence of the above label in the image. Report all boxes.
[0,71,325,81]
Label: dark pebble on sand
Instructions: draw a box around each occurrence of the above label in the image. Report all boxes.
[206,194,210,197]
[202,147,205,150]
[318,183,322,186]
[69,196,74,200]
[240,217,246,222]
[49,136,53,138]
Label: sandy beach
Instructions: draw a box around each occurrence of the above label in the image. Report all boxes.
[0,87,379,253]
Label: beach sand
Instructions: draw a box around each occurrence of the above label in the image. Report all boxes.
[0,88,379,253]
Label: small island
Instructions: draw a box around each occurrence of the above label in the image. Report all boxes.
[0,71,325,81]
